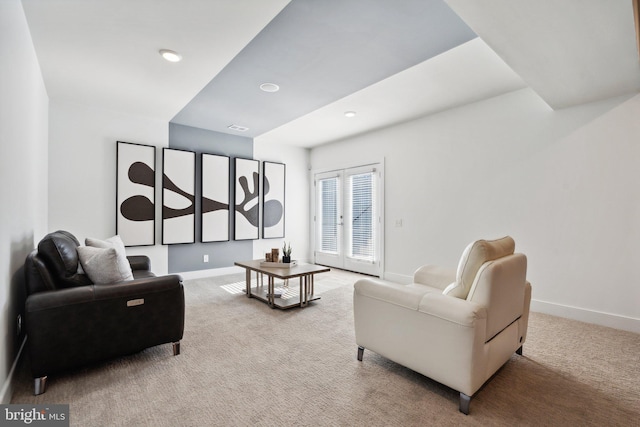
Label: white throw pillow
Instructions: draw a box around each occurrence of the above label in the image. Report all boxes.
[85,235,133,281]
[77,246,133,285]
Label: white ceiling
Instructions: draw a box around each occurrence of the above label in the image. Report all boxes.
[21,0,640,147]
[21,0,291,120]
[445,0,640,109]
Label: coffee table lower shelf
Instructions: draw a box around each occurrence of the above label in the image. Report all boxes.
[235,260,330,310]
[245,285,321,310]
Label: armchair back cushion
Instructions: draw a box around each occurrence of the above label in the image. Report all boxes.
[443,236,515,299]
[466,253,527,342]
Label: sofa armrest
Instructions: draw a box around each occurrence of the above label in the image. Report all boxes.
[127,255,151,272]
[25,274,184,378]
[94,274,182,301]
[413,265,456,290]
[26,274,183,312]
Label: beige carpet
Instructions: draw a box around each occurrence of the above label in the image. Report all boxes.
[11,269,640,426]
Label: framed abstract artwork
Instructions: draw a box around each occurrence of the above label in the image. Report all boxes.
[162,148,196,244]
[234,158,260,240]
[262,161,285,239]
[201,153,230,242]
[116,141,156,247]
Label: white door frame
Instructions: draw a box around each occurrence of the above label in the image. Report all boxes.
[310,159,384,277]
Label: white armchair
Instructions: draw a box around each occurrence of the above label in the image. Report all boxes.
[353,236,531,414]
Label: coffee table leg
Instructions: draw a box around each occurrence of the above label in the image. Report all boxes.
[269,275,275,308]
[299,277,304,307]
[245,269,251,298]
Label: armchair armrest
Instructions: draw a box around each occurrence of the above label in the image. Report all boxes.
[354,278,436,310]
[413,265,456,290]
[127,255,151,272]
[354,278,485,327]
[418,292,486,327]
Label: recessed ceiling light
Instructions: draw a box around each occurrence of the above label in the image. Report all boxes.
[159,49,182,63]
[344,111,357,118]
[260,83,280,93]
[228,124,249,132]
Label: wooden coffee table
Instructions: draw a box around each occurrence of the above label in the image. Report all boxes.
[234,260,330,309]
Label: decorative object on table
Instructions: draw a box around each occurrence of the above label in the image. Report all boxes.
[162,148,196,244]
[116,141,156,247]
[262,161,285,239]
[271,248,279,262]
[201,153,230,242]
[282,241,292,263]
[234,158,260,240]
[265,252,272,262]
[259,260,297,268]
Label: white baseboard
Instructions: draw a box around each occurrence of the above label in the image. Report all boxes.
[531,299,639,334]
[177,266,245,281]
[1,337,26,404]
[382,271,639,334]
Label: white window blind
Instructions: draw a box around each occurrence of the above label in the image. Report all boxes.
[348,171,376,261]
[319,177,339,253]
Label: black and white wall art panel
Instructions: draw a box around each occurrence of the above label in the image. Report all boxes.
[234,158,260,240]
[116,141,156,247]
[201,153,230,242]
[262,161,285,239]
[162,148,196,244]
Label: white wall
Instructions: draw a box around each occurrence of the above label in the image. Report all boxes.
[253,142,311,263]
[310,88,640,333]
[48,101,169,274]
[0,0,49,402]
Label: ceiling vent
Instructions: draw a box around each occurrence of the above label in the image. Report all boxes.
[228,124,249,132]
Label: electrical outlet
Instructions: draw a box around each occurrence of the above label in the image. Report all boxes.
[395,219,403,227]
[203,254,209,263]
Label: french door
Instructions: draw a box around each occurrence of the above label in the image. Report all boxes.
[314,164,382,277]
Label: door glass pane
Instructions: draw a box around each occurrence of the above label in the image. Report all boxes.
[319,177,339,253]
[349,172,376,261]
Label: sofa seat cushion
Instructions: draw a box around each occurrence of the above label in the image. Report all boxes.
[132,270,156,280]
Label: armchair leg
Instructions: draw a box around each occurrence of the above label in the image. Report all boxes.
[172,341,181,356]
[34,376,47,396]
[516,345,523,356]
[459,392,471,415]
[357,346,364,361]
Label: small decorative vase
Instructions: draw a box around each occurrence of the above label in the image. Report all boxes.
[282,256,291,263]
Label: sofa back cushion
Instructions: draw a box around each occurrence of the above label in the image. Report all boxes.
[443,236,515,299]
[36,231,92,290]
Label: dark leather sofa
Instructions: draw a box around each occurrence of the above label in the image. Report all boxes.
[24,230,185,395]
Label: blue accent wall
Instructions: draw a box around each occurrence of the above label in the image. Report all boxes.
[168,123,253,273]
